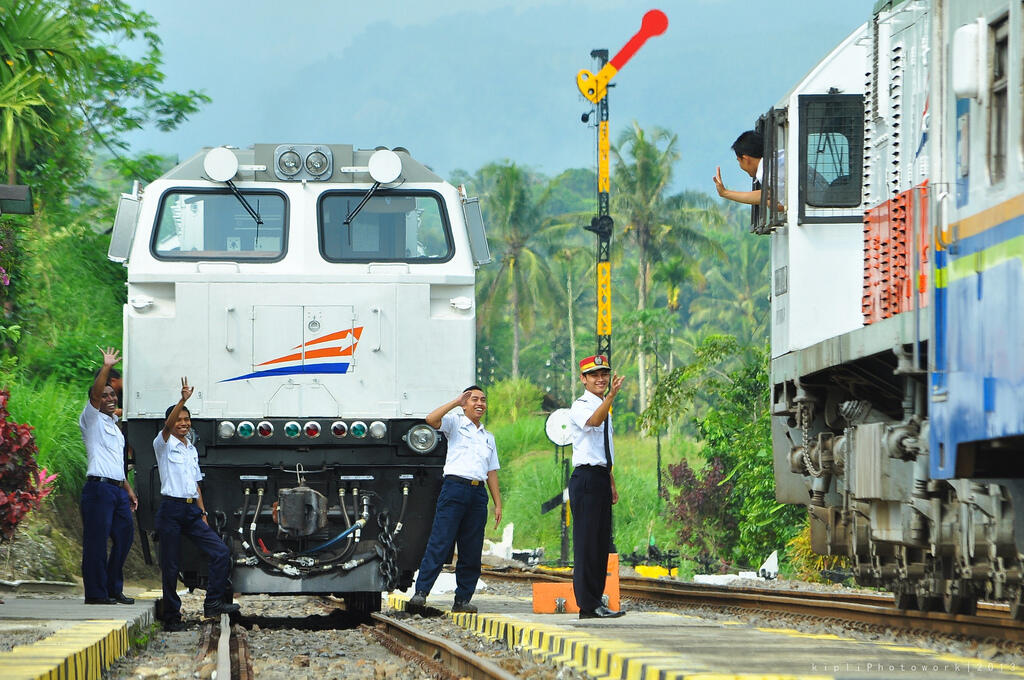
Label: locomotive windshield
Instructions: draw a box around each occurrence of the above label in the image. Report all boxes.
[318,191,453,262]
[152,189,287,260]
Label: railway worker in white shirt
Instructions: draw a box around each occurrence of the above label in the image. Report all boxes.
[408,386,502,614]
[568,355,626,619]
[79,347,138,605]
[153,378,239,631]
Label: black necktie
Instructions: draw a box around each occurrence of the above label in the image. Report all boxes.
[603,416,611,468]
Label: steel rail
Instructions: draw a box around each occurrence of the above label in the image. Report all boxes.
[367,612,520,680]
[481,567,1021,645]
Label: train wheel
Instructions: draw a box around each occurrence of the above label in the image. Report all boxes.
[892,584,916,610]
[942,582,977,616]
[1010,588,1024,621]
[344,591,382,614]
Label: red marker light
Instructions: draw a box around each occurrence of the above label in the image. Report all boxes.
[304,421,321,438]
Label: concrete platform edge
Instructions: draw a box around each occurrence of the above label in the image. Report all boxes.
[388,593,839,680]
[0,600,157,680]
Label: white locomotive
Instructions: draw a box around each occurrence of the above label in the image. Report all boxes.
[108,144,490,611]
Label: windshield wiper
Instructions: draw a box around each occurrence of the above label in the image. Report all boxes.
[343,181,381,225]
[226,179,263,226]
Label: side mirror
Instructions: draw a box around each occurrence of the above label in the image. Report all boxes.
[461,197,491,266]
[108,182,140,263]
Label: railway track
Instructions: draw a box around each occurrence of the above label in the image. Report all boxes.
[194,599,521,680]
[481,567,1024,649]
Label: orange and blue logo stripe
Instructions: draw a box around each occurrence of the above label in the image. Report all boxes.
[221,327,363,382]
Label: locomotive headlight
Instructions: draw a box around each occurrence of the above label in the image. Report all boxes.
[368,420,387,439]
[350,420,367,438]
[257,421,274,438]
[237,421,255,438]
[304,421,321,438]
[404,424,438,453]
[331,421,348,437]
[305,151,329,176]
[284,421,301,438]
[217,421,236,439]
[278,150,301,176]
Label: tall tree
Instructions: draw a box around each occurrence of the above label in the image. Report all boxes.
[0,0,79,183]
[475,162,556,379]
[612,125,723,412]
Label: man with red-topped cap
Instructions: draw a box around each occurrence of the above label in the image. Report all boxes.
[568,355,626,619]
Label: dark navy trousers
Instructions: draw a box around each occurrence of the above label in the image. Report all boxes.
[155,499,231,620]
[80,480,134,600]
[414,478,488,602]
[569,465,612,612]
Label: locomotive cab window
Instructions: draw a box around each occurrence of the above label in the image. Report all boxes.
[152,189,287,260]
[798,94,864,223]
[319,192,453,262]
[989,15,1008,184]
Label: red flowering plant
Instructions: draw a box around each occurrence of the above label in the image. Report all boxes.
[0,389,55,541]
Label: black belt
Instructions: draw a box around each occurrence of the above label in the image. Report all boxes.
[574,464,609,472]
[444,475,485,486]
[162,495,198,504]
[86,475,124,486]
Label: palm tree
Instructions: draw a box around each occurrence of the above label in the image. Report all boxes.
[689,222,770,343]
[612,125,724,411]
[475,162,558,379]
[0,0,79,182]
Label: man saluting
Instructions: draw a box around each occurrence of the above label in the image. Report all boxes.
[568,355,626,619]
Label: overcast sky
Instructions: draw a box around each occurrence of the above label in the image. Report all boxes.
[123,0,871,193]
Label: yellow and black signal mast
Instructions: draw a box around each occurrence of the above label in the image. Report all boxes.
[576,10,667,361]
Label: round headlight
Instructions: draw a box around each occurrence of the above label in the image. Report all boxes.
[278,150,301,176]
[284,421,301,438]
[404,424,438,453]
[217,421,236,439]
[368,420,386,439]
[304,421,321,438]
[305,151,329,176]
[257,421,274,438]
[331,421,348,437]
[350,421,367,438]
[237,421,255,439]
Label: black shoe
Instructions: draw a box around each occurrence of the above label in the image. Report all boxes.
[451,600,477,613]
[579,605,625,619]
[407,592,427,610]
[203,601,240,617]
[84,597,116,605]
[111,593,135,605]
[163,619,186,632]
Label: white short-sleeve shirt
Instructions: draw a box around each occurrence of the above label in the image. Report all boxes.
[569,390,614,468]
[152,432,203,499]
[439,413,499,481]
[79,401,126,480]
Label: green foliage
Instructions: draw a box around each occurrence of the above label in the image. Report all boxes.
[490,417,547,464]
[483,378,544,426]
[0,388,49,540]
[786,521,850,583]
[496,429,695,562]
[1,374,87,497]
[643,337,803,568]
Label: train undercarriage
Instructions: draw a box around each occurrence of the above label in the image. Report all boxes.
[773,339,1024,619]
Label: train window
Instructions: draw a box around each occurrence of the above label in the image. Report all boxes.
[753,107,787,234]
[152,190,287,260]
[798,94,864,222]
[989,16,1008,184]
[318,191,453,263]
